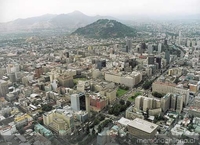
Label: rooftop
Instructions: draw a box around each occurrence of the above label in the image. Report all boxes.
[118,117,131,126]
[128,118,158,133]
[154,81,176,87]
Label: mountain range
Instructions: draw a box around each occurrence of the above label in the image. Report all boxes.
[72,19,136,38]
[1,10,199,34]
[0,11,116,33]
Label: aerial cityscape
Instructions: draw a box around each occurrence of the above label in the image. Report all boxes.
[0,0,200,145]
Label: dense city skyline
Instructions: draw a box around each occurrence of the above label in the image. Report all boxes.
[0,0,200,22]
[0,0,200,145]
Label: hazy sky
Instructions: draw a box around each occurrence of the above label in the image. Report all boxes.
[0,0,200,22]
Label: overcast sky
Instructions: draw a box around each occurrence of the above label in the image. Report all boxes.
[0,0,200,22]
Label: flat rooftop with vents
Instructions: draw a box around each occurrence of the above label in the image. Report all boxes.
[127,118,158,138]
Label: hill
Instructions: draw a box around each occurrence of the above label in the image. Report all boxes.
[71,19,136,38]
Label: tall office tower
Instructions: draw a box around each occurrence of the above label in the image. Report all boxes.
[126,39,132,52]
[141,42,146,49]
[178,31,181,45]
[165,50,170,64]
[176,95,183,113]
[79,93,86,110]
[110,48,114,54]
[161,94,171,113]
[187,39,191,47]
[9,72,16,83]
[148,55,155,65]
[192,40,196,47]
[173,36,176,41]
[101,60,106,67]
[137,42,146,54]
[135,96,144,110]
[49,73,54,83]
[170,94,177,110]
[156,57,162,69]
[0,80,8,97]
[148,44,153,54]
[143,98,152,111]
[0,68,6,79]
[85,94,90,113]
[71,94,80,111]
[66,52,69,58]
[197,40,200,46]
[125,46,129,53]
[151,99,156,109]
[183,93,189,106]
[164,40,168,46]
[6,65,12,74]
[158,43,162,53]
[71,93,87,111]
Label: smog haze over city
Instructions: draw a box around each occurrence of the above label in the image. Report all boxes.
[0,0,200,145]
[0,0,200,22]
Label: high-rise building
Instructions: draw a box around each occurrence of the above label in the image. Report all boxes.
[15,72,22,82]
[148,55,155,65]
[71,94,80,111]
[178,31,181,45]
[176,95,183,113]
[170,94,177,110]
[182,93,189,106]
[161,94,171,113]
[141,42,146,50]
[79,93,86,110]
[0,80,8,97]
[135,96,160,111]
[71,93,88,111]
[143,98,151,111]
[0,68,6,79]
[66,52,69,58]
[192,40,196,47]
[124,46,128,53]
[156,57,162,69]
[137,42,146,54]
[197,40,200,46]
[135,96,144,110]
[85,94,90,113]
[172,35,175,40]
[165,50,170,64]
[164,40,168,45]
[148,44,153,54]
[9,72,16,83]
[187,39,191,47]
[126,39,132,52]
[158,43,162,53]
[110,48,114,54]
